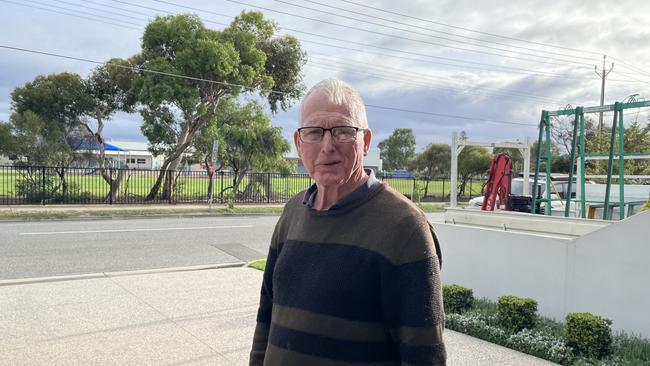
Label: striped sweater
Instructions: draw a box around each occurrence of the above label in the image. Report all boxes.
[250,183,446,365]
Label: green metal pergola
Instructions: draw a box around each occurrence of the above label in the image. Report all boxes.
[532,99,650,220]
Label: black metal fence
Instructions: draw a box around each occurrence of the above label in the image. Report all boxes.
[0,165,486,205]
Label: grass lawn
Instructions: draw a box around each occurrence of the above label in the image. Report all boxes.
[1,168,485,207]
[249,260,266,271]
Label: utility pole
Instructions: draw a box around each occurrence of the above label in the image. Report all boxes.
[595,54,614,131]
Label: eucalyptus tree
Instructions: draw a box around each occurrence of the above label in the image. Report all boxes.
[120,12,305,200]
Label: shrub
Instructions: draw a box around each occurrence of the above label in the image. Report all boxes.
[613,331,650,365]
[497,295,538,332]
[566,312,613,359]
[506,328,574,364]
[446,312,507,346]
[443,284,473,313]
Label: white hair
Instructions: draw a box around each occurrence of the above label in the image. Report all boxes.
[299,79,368,128]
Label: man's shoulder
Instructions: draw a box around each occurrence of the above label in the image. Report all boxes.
[276,190,308,222]
[370,184,427,220]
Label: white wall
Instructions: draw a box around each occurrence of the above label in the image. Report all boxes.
[570,211,650,336]
[435,210,650,337]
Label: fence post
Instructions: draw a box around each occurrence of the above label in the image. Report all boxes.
[41,166,46,206]
[168,170,173,204]
[267,172,271,203]
[219,171,224,203]
[109,170,113,205]
[411,178,416,202]
[442,177,446,203]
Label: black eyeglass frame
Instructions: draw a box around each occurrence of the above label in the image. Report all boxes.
[297,126,365,143]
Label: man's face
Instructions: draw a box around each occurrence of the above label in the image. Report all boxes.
[294,91,371,189]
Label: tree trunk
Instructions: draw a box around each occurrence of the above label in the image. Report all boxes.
[232,170,247,199]
[424,180,430,198]
[161,155,183,200]
[145,120,197,201]
[146,161,170,201]
[242,173,268,202]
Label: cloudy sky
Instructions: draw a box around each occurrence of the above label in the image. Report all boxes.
[1,0,649,155]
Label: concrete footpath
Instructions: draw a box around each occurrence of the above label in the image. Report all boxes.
[0,266,558,365]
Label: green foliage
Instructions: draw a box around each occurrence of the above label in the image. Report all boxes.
[195,97,291,196]
[6,73,93,167]
[493,146,523,173]
[506,328,574,364]
[3,65,131,182]
[641,195,650,212]
[443,284,474,313]
[551,154,574,174]
[446,313,508,346]
[611,331,650,365]
[458,145,491,196]
[412,143,451,176]
[15,172,58,203]
[531,139,561,172]
[566,312,613,359]
[446,295,650,366]
[378,128,416,171]
[122,12,305,199]
[497,295,538,332]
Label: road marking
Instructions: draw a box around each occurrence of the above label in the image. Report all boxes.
[18,225,253,236]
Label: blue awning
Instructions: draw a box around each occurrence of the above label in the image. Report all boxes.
[77,141,128,152]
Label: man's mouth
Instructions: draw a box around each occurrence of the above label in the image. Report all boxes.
[319,161,340,166]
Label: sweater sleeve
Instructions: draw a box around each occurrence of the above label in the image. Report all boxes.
[381,221,447,366]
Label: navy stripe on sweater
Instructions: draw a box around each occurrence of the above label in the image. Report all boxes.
[272,240,440,326]
[268,323,399,363]
[400,342,447,365]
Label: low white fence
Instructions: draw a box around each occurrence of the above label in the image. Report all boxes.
[436,209,650,337]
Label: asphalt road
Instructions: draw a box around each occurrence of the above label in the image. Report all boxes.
[0,213,445,280]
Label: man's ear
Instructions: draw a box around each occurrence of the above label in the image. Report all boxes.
[363,128,372,155]
[294,130,302,157]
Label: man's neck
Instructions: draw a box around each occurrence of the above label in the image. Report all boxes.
[313,171,369,211]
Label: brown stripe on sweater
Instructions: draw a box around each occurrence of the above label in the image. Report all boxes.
[392,323,445,346]
[282,185,439,265]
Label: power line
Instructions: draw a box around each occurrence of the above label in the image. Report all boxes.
[300,38,604,81]
[289,28,576,69]
[10,0,644,89]
[222,0,599,68]
[62,1,571,104]
[84,0,155,18]
[608,56,650,77]
[305,60,553,106]
[306,55,563,105]
[128,0,644,84]
[363,104,537,127]
[13,0,570,103]
[52,0,150,22]
[0,44,537,128]
[20,0,143,27]
[1,0,141,30]
[0,44,266,91]
[339,0,603,56]
[280,0,602,63]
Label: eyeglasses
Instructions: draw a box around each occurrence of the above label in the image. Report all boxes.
[297,126,364,143]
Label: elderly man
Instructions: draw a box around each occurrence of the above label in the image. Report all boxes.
[250,79,446,365]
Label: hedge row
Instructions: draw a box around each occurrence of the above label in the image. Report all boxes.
[443,284,615,365]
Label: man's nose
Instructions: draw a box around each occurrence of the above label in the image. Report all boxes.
[320,130,336,150]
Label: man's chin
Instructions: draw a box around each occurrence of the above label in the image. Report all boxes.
[313,173,346,187]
